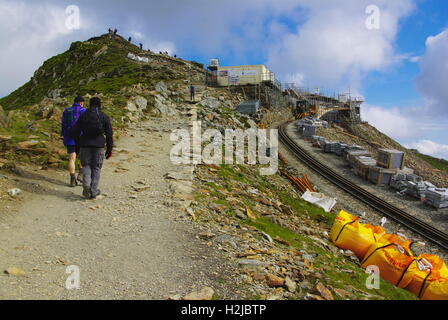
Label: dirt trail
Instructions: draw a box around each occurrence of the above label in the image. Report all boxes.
[0,113,237,300]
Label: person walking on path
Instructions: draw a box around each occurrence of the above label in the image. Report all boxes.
[190,84,195,102]
[72,97,113,199]
[61,96,86,187]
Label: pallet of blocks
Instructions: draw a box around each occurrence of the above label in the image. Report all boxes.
[368,166,398,185]
[425,188,448,209]
[377,149,405,169]
[346,149,371,167]
[353,157,377,180]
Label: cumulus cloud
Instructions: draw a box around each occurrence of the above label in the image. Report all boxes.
[405,140,448,160]
[0,1,92,97]
[267,0,414,90]
[416,29,448,116]
[361,104,417,139]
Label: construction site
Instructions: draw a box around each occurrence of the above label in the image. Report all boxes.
[206,59,363,126]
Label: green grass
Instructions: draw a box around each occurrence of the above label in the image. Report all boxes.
[417,153,448,172]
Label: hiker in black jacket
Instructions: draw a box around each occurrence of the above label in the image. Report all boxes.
[72,97,113,199]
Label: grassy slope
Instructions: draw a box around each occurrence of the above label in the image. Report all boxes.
[0,35,149,110]
[0,34,205,167]
[416,153,448,173]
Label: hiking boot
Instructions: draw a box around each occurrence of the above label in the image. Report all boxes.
[70,174,77,187]
[91,189,101,200]
[82,187,91,199]
[76,173,83,184]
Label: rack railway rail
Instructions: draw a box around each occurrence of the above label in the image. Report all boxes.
[279,122,448,251]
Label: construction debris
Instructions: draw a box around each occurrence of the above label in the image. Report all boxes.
[301,190,337,213]
[281,170,315,193]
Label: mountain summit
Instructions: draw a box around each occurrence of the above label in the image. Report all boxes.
[0,33,203,110]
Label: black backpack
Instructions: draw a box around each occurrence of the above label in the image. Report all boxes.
[82,108,104,137]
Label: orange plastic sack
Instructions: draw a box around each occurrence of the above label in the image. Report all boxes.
[406,254,448,300]
[420,278,448,300]
[330,210,385,260]
[361,234,417,288]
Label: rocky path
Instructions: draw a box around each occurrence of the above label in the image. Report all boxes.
[0,113,238,300]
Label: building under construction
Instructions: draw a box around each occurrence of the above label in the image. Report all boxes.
[285,84,363,125]
[206,59,363,124]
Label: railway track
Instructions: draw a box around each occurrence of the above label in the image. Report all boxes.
[279,122,448,251]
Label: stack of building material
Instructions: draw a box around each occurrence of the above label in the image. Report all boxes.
[335,143,349,156]
[296,118,329,128]
[406,174,423,184]
[390,173,408,191]
[406,181,427,200]
[368,166,398,185]
[353,156,377,179]
[296,120,317,138]
[323,141,339,153]
[377,149,405,170]
[391,173,426,199]
[346,150,371,167]
[342,145,365,157]
[425,188,448,209]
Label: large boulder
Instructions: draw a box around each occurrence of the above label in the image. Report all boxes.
[153,94,178,116]
[126,102,138,112]
[155,81,169,97]
[199,97,221,109]
[134,96,148,110]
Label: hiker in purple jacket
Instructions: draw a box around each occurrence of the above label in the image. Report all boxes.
[61,96,86,187]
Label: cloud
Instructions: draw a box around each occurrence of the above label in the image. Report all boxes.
[267,0,414,91]
[405,140,448,160]
[416,29,448,116]
[361,104,417,139]
[0,1,94,98]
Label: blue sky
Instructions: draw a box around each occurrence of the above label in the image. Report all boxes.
[364,0,448,107]
[0,0,447,158]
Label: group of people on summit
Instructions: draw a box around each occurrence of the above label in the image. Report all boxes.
[108,28,176,58]
[61,96,113,199]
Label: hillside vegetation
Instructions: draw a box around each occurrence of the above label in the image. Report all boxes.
[0,34,205,168]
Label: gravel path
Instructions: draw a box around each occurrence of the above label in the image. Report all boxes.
[0,115,238,300]
[280,122,448,260]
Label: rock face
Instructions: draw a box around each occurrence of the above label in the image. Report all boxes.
[153,94,178,116]
[125,96,148,122]
[47,89,61,99]
[199,97,222,109]
[134,96,148,110]
[155,81,169,97]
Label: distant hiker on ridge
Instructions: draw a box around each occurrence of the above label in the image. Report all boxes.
[139,43,143,50]
[61,96,86,187]
[72,97,113,199]
[128,36,132,42]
